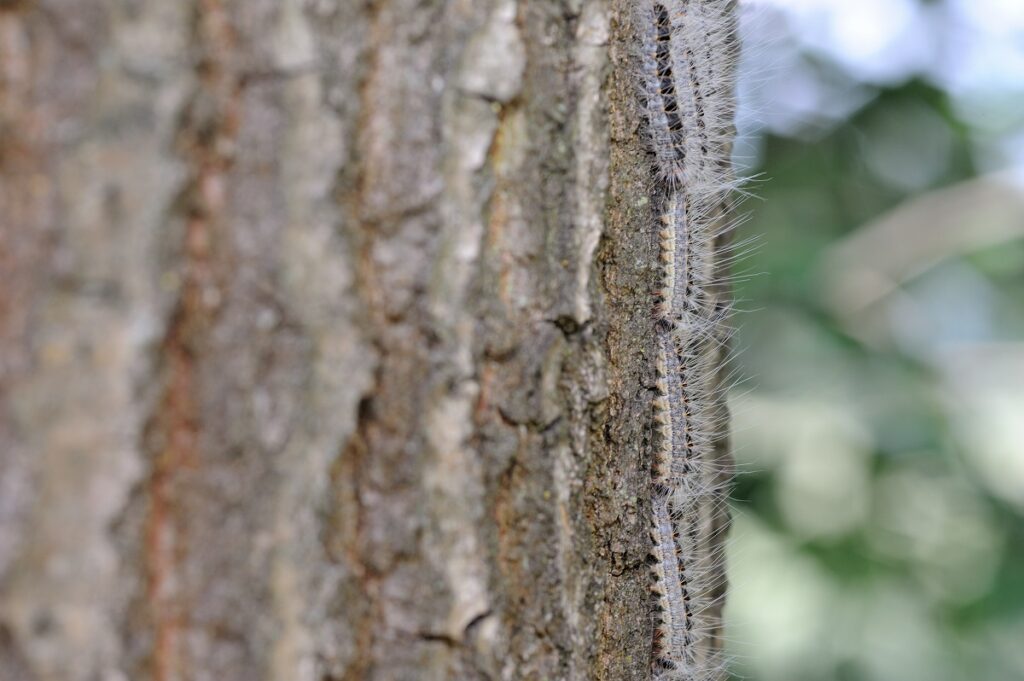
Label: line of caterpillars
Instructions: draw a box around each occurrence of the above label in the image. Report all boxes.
[637,1,737,679]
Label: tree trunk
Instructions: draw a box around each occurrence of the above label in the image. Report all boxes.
[0,0,732,679]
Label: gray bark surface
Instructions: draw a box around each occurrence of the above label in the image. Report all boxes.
[0,0,711,679]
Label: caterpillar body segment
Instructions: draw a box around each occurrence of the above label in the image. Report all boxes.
[634,1,740,679]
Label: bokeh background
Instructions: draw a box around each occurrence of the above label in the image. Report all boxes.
[724,1,1024,679]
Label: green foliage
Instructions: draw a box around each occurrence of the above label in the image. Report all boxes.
[726,33,1024,681]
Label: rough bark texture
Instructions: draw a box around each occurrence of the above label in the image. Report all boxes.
[0,0,714,679]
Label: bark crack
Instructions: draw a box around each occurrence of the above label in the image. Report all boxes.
[139,1,241,679]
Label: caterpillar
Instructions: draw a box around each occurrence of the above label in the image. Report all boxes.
[635,1,740,679]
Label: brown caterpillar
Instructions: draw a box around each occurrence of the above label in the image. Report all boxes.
[636,1,740,678]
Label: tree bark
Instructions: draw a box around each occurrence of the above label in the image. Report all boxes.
[0,0,725,679]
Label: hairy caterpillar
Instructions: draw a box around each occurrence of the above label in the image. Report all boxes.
[635,0,739,678]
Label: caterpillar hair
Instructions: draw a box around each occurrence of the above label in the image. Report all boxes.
[634,1,741,679]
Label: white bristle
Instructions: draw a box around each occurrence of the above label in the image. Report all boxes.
[634,1,742,679]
